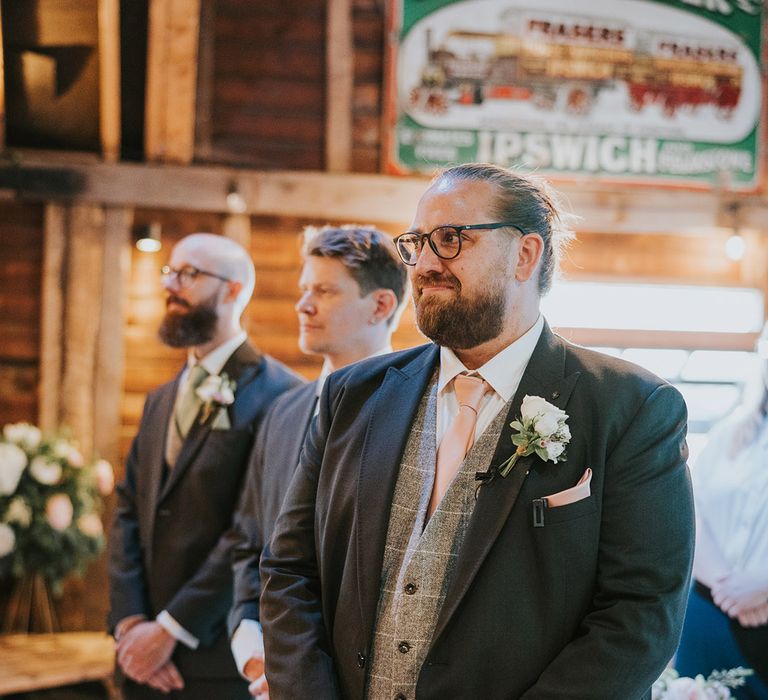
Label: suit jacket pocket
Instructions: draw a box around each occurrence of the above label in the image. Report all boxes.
[536,494,597,525]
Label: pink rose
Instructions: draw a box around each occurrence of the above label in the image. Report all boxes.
[77,512,104,538]
[45,493,74,531]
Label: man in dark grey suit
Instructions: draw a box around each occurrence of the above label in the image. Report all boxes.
[108,233,301,699]
[260,164,696,699]
[228,226,408,697]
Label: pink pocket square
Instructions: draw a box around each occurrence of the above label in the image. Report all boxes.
[543,468,592,507]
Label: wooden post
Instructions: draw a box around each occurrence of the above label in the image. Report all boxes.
[60,205,105,458]
[0,2,5,151]
[38,204,67,433]
[325,0,354,172]
[93,207,131,465]
[145,0,201,164]
[98,0,122,162]
[223,214,252,251]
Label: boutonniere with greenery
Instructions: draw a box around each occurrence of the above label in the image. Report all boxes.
[652,666,752,699]
[497,395,571,477]
[196,373,236,424]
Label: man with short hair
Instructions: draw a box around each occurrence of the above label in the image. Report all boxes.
[229,225,408,697]
[108,233,302,699]
[260,164,696,699]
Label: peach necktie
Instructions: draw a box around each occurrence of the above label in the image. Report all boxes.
[428,373,489,518]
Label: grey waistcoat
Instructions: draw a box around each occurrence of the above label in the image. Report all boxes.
[366,374,512,699]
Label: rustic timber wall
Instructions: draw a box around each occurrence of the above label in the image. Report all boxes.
[0,202,43,426]
[197,0,385,171]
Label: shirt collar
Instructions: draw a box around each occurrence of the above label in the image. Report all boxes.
[438,315,544,401]
[187,330,248,376]
[315,344,394,398]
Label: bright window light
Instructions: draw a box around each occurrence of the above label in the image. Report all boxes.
[681,351,760,383]
[543,282,764,333]
[621,348,689,381]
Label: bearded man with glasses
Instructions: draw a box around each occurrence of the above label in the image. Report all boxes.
[260,164,695,700]
[108,233,302,699]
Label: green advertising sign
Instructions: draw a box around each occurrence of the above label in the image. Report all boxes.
[384,0,762,190]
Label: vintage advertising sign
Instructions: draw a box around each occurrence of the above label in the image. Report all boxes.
[383,0,762,189]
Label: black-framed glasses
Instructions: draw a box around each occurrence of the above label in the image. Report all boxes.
[160,265,231,289]
[393,222,526,266]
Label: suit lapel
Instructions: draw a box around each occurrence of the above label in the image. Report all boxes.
[431,325,581,644]
[158,341,264,502]
[288,382,319,465]
[356,344,439,643]
[145,374,181,548]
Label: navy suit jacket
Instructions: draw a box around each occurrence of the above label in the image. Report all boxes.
[260,324,695,699]
[108,341,302,679]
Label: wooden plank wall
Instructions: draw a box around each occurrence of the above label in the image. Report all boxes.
[0,201,43,426]
[197,0,384,172]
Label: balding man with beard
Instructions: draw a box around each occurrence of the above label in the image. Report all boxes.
[108,233,302,700]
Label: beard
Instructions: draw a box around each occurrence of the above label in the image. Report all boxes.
[158,295,218,348]
[413,271,507,349]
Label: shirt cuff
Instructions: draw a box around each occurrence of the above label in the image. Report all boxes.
[231,619,264,678]
[156,610,200,650]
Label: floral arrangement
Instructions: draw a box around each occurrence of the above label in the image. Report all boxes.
[652,667,753,700]
[0,422,114,593]
[498,395,571,477]
[196,372,236,426]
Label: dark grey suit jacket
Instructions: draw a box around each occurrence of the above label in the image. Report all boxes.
[229,380,318,633]
[108,341,302,680]
[260,324,695,699]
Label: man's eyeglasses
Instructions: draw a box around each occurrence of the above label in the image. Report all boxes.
[393,222,526,266]
[160,265,231,289]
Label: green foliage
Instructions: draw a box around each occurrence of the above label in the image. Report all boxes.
[0,423,113,594]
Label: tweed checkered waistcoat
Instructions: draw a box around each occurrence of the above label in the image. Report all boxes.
[366,373,512,699]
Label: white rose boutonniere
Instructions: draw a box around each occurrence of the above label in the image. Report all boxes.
[196,372,236,426]
[652,667,752,699]
[497,395,571,478]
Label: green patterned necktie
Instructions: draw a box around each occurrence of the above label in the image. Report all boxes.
[174,365,209,440]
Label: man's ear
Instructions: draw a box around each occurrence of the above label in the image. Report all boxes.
[515,233,544,283]
[370,288,398,325]
[224,280,243,303]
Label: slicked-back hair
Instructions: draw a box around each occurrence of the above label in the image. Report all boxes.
[302,225,408,324]
[433,163,575,295]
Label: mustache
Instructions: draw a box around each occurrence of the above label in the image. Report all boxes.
[415,271,461,293]
[166,295,191,309]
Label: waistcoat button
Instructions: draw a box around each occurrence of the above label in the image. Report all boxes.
[398,641,411,654]
[404,582,417,594]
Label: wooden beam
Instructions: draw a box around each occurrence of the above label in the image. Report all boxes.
[145,0,201,164]
[7,153,768,233]
[325,0,354,172]
[98,0,121,162]
[0,2,5,151]
[38,204,67,433]
[193,0,216,161]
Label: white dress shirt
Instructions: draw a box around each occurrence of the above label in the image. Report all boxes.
[437,315,544,446]
[692,407,768,574]
[157,330,248,649]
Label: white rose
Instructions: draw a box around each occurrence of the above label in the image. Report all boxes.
[662,677,712,700]
[77,512,104,538]
[545,441,566,462]
[3,422,42,450]
[94,459,115,496]
[45,493,74,531]
[5,497,32,527]
[30,456,63,485]
[0,523,15,557]
[196,375,236,406]
[0,442,28,495]
[52,440,84,468]
[520,395,551,421]
[534,413,560,437]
